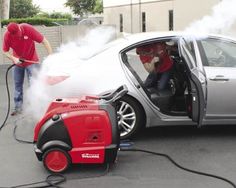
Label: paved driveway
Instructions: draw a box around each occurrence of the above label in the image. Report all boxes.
[0,64,236,188]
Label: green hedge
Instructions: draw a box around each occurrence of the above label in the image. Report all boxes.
[1,18,69,27]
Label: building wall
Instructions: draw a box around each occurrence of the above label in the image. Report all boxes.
[173,0,220,30]
[142,1,173,31]
[103,0,221,33]
[104,5,133,33]
[104,1,173,33]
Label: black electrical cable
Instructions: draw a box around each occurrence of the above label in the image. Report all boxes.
[120,147,236,188]
[0,164,110,188]
[0,174,66,188]
[13,115,34,144]
[0,64,15,132]
[0,64,33,144]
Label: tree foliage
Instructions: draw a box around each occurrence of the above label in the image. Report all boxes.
[36,12,72,20]
[65,0,102,16]
[93,0,103,14]
[1,17,69,27]
[10,0,40,18]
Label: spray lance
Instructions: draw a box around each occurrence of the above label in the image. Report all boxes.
[18,58,38,64]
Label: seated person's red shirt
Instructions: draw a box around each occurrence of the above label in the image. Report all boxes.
[139,53,173,73]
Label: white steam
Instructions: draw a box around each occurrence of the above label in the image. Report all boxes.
[185,0,236,35]
[25,26,117,120]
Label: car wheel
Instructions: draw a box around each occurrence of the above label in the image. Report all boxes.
[116,96,145,139]
[43,148,71,173]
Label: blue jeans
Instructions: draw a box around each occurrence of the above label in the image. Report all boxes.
[144,69,172,91]
[13,64,40,110]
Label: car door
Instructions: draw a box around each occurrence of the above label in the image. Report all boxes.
[179,37,207,126]
[197,37,236,118]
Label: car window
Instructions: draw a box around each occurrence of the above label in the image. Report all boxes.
[200,38,236,67]
[124,39,179,82]
[125,48,149,81]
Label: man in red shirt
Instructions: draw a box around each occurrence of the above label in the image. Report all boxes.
[2,22,52,115]
[136,42,173,90]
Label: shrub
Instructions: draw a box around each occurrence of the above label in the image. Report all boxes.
[1,17,69,27]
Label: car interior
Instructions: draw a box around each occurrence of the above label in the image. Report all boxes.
[123,38,193,117]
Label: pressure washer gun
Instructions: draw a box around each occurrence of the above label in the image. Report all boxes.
[18,58,38,64]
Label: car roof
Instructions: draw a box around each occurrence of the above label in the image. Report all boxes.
[123,31,183,41]
[89,31,236,59]
[106,31,236,51]
[123,31,236,42]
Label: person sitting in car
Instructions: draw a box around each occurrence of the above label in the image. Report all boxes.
[136,42,173,91]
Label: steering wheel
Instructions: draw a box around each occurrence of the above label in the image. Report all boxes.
[209,49,226,67]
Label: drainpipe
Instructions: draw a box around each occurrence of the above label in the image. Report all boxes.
[2,0,10,19]
[139,0,141,32]
[0,0,3,65]
[130,0,133,33]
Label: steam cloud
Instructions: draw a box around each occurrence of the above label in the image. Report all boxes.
[185,0,236,36]
[25,26,117,120]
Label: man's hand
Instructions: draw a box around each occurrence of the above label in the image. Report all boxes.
[2,51,22,65]
[12,57,21,65]
[152,56,159,64]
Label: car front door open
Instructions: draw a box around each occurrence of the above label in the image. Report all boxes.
[178,37,207,127]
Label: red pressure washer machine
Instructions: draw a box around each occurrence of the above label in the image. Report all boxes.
[33,85,128,173]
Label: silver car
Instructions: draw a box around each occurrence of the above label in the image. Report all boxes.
[43,32,236,139]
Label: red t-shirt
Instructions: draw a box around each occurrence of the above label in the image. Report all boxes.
[2,23,44,67]
[158,54,173,73]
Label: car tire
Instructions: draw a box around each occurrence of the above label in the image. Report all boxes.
[43,148,71,173]
[116,95,145,140]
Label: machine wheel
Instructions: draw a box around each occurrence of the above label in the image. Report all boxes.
[116,95,145,140]
[43,148,71,173]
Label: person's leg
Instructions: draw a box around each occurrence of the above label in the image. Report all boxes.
[12,66,25,115]
[26,63,40,85]
[157,70,171,91]
[144,71,158,88]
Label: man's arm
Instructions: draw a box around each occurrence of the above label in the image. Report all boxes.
[3,51,20,64]
[2,33,19,64]
[41,37,53,55]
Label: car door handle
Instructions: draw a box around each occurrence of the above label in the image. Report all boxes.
[209,75,229,81]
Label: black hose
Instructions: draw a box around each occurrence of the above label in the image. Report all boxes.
[0,174,66,188]
[0,64,15,131]
[120,148,236,188]
[13,115,34,144]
